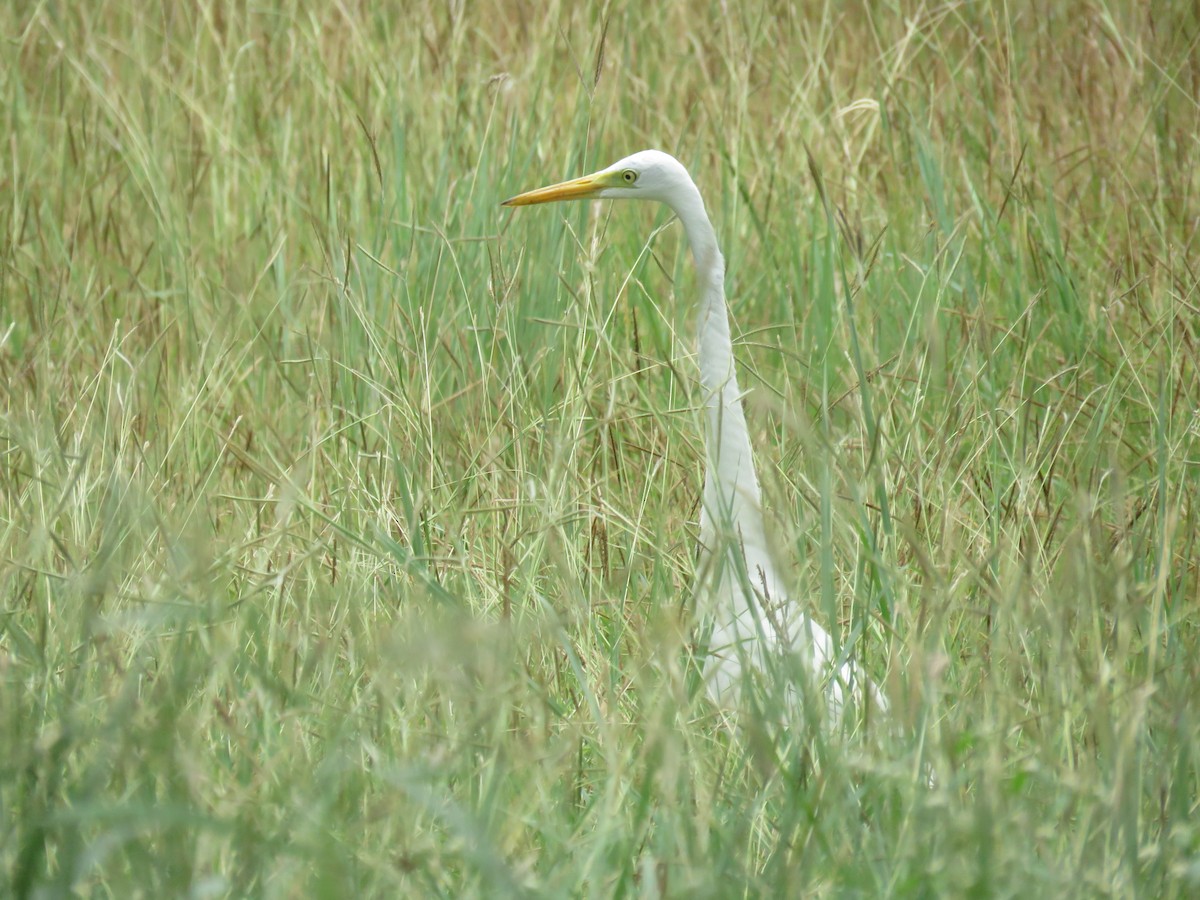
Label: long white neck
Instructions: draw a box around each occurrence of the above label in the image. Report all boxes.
[667,182,773,598]
[651,159,851,712]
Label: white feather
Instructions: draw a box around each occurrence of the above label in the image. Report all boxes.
[508,149,885,721]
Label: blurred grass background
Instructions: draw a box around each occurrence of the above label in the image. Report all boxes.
[2,0,1198,895]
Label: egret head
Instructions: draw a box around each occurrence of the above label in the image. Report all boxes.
[502,150,696,210]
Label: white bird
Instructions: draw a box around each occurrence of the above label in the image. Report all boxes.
[503,150,884,723]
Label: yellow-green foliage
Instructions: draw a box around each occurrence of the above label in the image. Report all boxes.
[2,1,1198,896]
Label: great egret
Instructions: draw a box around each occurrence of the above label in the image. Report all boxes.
[503,150,882,722]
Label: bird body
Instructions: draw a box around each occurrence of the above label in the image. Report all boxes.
[504,151,880,720]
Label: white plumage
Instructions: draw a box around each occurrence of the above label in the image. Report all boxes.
[504,150,883,721]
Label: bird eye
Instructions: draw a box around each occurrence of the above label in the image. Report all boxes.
[622,169,637,184]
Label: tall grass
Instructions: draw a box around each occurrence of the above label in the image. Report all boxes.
[2,0,1198,895]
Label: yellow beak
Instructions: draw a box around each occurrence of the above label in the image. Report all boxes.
[502,172,607,207]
